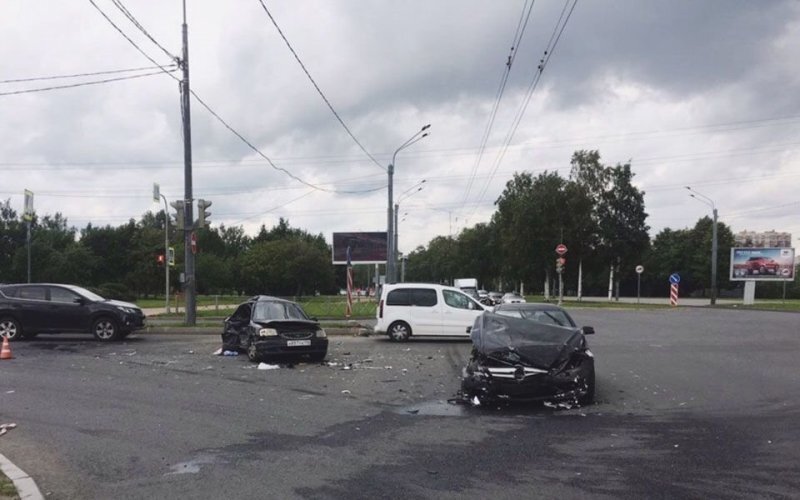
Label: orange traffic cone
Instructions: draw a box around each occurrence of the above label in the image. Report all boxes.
[0,335,13,360]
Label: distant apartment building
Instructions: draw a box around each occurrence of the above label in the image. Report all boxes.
[734,230,793,248]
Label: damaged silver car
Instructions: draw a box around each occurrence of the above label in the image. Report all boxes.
[461,310,595,406]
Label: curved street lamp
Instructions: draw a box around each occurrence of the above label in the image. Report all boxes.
[387,125,430,282]
[686,186,718,305]
[394,180,426,281]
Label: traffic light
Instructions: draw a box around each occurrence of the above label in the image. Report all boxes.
[169,200,185,230]
[167,247,175,266]
[157,253,165,266]
[197,199,212,227]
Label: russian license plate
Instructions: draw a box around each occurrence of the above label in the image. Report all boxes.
[286,340,311,347]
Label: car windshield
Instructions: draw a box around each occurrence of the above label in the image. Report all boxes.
[63,285,106,302]
[519,309,575,327]
[253,301,309,321]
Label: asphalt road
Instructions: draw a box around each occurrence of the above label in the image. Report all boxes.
[1,308,799,499]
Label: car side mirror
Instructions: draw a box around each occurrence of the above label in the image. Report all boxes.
[582,326,595,335]
[466,326,472,333]
[74,297,86,305]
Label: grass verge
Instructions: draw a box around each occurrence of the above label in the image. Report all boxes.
[0,470,19,500]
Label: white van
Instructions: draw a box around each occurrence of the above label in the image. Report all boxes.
[374,283,488,341]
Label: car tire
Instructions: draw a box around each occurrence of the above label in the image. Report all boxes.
[388,321,411,342]
[92,317,120,341]
[0,317,23,341]
[578,368,596,406]
[247,339,262,363]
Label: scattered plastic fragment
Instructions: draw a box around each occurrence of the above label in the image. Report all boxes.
[222,350,239,356]
[5,390,14,394]
[257,363,280,370]
[0,423,17,437]
[341,390,352,395]
[471,396,481,407]
[212,348,223,355]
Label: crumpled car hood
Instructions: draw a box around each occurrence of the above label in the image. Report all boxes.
[252,319,319,329]
[470,312,583,370]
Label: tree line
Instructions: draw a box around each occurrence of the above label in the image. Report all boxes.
[2,149,796,300]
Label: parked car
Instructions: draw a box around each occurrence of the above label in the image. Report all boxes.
[222,295,327,363]
[501,292,526,304]
[374,283,488,341]
[0,283,145,341]
[488,291,504,305]
[461,307,595,406]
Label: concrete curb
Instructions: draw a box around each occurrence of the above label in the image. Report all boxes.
[0,452,43,500]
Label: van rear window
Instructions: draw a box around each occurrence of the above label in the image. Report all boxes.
[386,288,437,307]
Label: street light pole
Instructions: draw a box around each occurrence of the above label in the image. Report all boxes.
[387,124,430,283]
[160,193,171,314]
[686,186,718,305]
[393,181,425,280]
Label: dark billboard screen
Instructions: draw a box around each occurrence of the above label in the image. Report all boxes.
[332,232,388,264]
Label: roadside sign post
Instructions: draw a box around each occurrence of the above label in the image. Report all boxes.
[669,273,681,307]
[635,265,644,304]
[23,190,34,283]
[555,245,567,306]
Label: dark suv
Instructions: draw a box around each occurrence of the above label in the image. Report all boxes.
[0,283,145,341]
[222,296,328,363]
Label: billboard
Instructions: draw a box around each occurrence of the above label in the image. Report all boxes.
[730,247,796,281]
[332,232,388,264]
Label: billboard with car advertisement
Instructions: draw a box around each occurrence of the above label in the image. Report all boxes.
[729,247,796,281]
[332,232,388,264]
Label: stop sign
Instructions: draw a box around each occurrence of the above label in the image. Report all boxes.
[190,231,197,255]
[555,244,567,255]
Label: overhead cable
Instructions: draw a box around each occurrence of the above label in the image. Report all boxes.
[254,0,384,171]
[0,69,176,96]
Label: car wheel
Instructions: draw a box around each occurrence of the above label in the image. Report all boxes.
[578,368,596,406]
[0,317,23,341]
[388,321,411,342]
[92,317,120,341]
[247,339,262,363]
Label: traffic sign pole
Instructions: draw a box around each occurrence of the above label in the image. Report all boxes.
[635,265,644,304]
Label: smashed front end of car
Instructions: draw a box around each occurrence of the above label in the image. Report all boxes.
[461,312,595,406]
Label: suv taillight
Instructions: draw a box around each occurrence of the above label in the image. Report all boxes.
[379,300,384,318]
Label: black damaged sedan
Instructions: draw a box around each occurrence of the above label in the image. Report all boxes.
[222,296,328,363]
[461,309,595,406]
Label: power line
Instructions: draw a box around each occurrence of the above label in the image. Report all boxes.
[254,0,383,171]
[460,0,535,211]
[110,0,178,62]
[228,189,317,226]
[188,89,380,194]
[88,0,181,83]
[0,64,178,84]
[468,0,579,225]
[0,69,176,96]
[90,0,370,195]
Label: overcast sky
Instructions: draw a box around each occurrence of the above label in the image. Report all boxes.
[2,0,799,257]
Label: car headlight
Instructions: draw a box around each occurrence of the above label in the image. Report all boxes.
[116,306,137,315]
[316,329,327,338]
[259,328,278,337]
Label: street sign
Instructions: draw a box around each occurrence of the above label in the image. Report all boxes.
[669,273,681,284]
[555,244,567,255]
[636,265,644,274]
[23,190,34,221]
[190,232,197,255]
